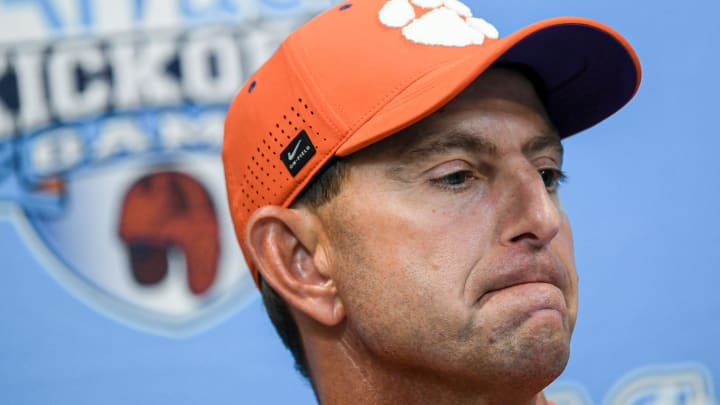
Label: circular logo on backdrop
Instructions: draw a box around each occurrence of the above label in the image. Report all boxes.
[0,1,329,337]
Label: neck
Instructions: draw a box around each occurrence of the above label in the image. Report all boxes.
[314,361,549,405]
[300,318,551,405]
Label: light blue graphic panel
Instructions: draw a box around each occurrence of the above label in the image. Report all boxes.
[0,1,718,404]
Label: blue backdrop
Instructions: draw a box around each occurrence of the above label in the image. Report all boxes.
[1,1,718,404]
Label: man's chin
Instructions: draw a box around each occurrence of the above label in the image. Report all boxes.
[485,321,571,388]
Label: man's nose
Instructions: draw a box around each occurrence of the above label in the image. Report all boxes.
[498,165,561,249]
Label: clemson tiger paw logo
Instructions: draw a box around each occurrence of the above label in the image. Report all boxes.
[379,0,499,47]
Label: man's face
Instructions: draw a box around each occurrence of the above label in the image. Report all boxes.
[315,68,578,388]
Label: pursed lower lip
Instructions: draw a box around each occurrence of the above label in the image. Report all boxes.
[475,282,565,311]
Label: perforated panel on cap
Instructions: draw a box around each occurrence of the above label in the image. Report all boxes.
[234,96,327,216]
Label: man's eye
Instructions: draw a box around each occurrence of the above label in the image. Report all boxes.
[432,171,475,188]
[539,169,567,191]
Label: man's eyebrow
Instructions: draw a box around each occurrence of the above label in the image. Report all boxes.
[522,132,564,159]
[403,132,497,160]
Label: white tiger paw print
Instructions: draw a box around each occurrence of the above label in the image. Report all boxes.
[379,0,499,47]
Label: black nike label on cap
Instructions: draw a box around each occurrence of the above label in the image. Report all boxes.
[281,130,316,177]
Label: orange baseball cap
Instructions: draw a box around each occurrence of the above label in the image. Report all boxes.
[223,0,642,286]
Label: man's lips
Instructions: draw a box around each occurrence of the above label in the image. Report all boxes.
[471,253,568,308]
[475,281,565,311]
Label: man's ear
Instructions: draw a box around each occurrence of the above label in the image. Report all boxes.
[245,206,344,326]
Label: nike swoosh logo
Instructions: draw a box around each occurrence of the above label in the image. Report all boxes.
[287,140,303,160]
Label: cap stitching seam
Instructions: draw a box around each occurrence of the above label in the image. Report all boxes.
[283,35,348,138]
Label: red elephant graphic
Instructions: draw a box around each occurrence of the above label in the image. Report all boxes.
[118,171,220,295]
